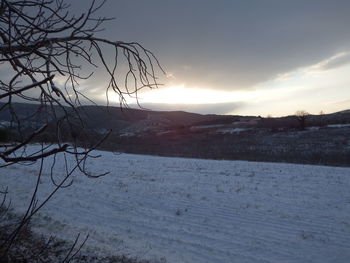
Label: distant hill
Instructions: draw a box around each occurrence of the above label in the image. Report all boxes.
[1,102,350,166]
[0,102,68,129]
[0,102,248,133]
[1,102,350,132]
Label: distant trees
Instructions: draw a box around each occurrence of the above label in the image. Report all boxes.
[258,116,299,131]
[0,0,162,260]
[318,110,327,126]
[257,111,314,131]
[295,110,310,130]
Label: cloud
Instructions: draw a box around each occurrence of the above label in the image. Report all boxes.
[326,98,350,107]
[271,51,350,83]
[61,0,350,95]
[103,0,350,92]
[3,0,350,117]
[312,52,350,71]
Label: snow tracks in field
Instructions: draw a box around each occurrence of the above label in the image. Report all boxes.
[1,148,350,263]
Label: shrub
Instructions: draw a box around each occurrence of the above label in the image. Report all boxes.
[0,128,9,142]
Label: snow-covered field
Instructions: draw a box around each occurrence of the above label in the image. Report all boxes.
[1,146,350,263]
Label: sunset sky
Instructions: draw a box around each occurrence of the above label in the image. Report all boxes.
[71,0,350,117]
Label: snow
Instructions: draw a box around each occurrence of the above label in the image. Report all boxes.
[191,124,226,129]
[216,127,250,134]
[0,120,12,128]
[119,132,137,137]
[1,145,350,262]
[327,123,350,128]
[306,126,321,131]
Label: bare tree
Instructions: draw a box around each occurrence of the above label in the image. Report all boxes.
[0,0,163,260]
[295,110,309,130]
[318,110,326,127]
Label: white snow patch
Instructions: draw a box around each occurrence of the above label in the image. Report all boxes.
[119,132,137,137]
[306,126,321,131]
[216,128,250,134]
[327,123,350,128]
[192,124,226,129]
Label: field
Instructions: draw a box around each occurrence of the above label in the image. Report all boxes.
[1,146,350,262]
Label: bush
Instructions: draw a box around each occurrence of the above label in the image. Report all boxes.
[0,128,9,142]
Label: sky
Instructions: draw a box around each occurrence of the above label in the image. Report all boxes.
[71,0,350,116]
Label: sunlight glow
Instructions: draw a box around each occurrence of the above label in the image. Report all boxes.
[99,52,350,117]
[234,59,350,116]
[137,85,255,104]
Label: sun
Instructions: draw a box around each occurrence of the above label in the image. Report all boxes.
[140,85,199,104]
[137,84,251,105]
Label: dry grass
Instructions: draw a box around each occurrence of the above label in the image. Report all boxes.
[0,211,152,263]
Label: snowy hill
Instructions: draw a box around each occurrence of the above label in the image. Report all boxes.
[1,146,350,262]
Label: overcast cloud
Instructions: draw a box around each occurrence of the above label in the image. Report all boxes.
[6,0,350,116]
[92,0,350,91]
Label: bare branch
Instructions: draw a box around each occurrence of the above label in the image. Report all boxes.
[0,0,163,259]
